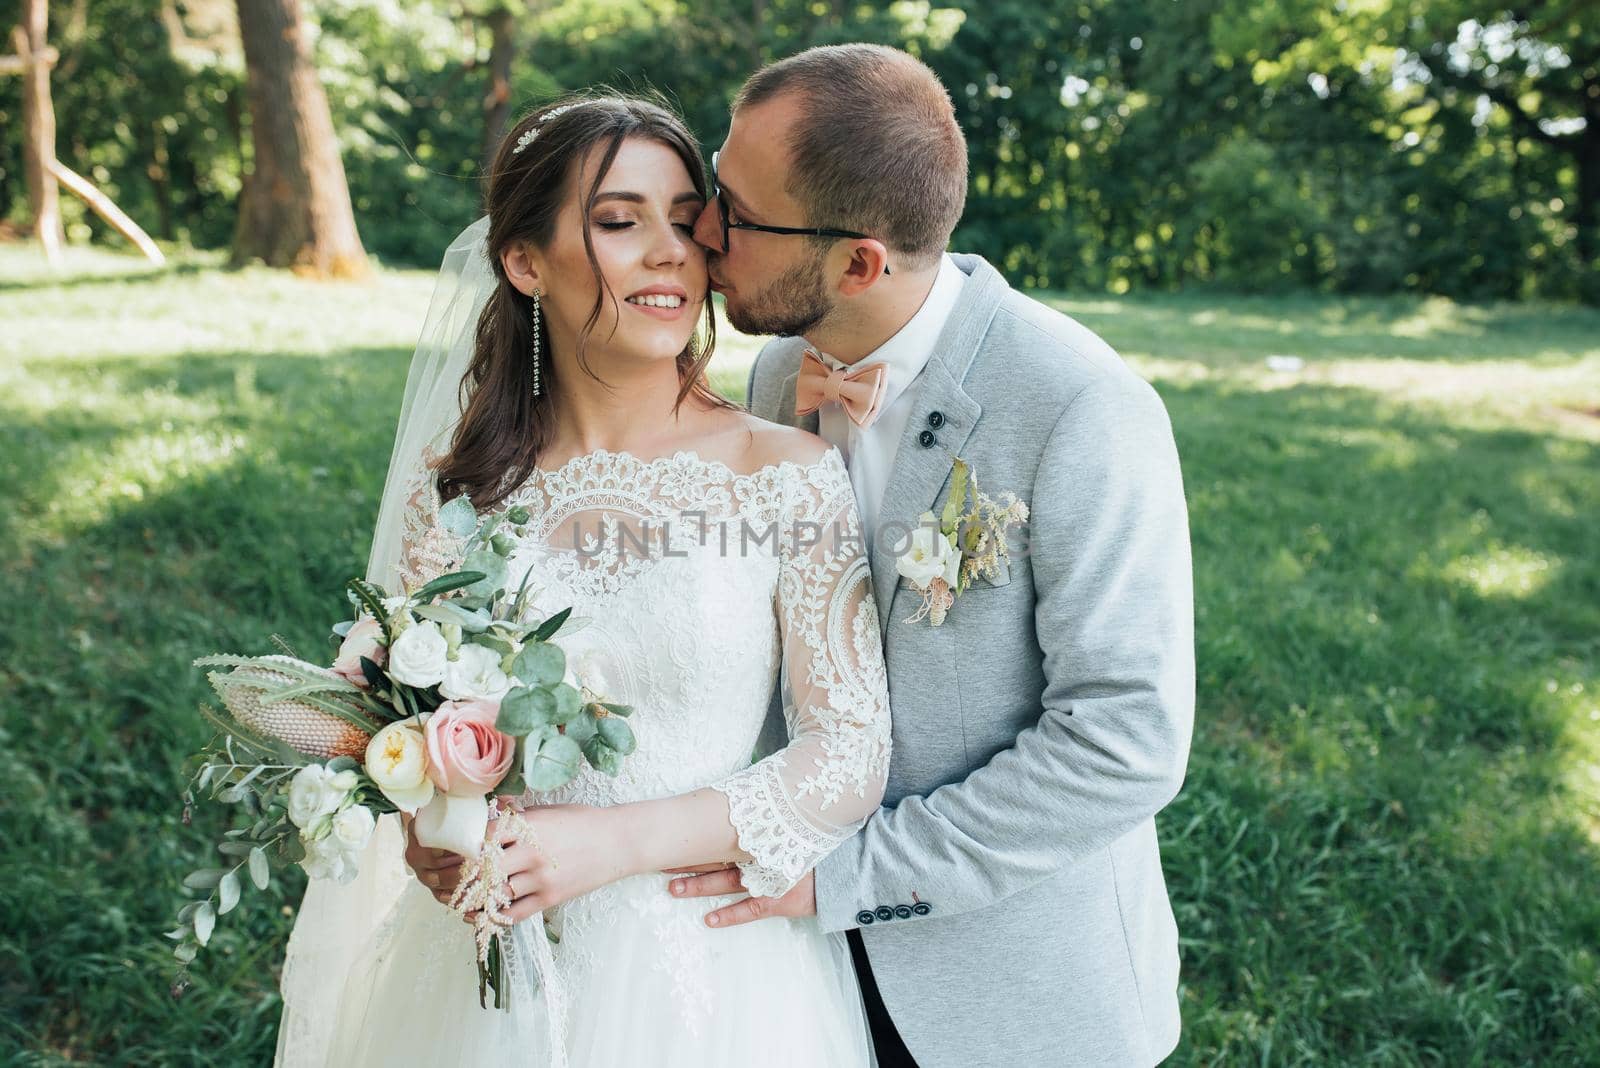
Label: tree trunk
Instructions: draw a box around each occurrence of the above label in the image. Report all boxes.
[16,0,63,262]
[231,0,367,277]
[481,6,516,173]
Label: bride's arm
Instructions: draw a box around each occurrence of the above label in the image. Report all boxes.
[491,446,892,917]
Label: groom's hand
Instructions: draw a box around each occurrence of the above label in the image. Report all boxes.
[666,866,817,927]
[402,816,462,906]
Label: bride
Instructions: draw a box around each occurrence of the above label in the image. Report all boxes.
[273,95,892,1067]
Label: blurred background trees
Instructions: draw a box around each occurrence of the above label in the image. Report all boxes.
[1,0,1595,301]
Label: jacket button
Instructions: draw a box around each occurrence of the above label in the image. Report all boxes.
[856,910,876,926]
[894,904,913,919]
[927,411,945,429]
[875,906,895,922]
[918,430,936,448]
[912,902,932,916]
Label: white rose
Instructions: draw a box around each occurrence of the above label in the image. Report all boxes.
[439,641,512,701]
[286,764,348,829]
[299,833,357,883]
[331,804,376,852]
[364,717,435,813]
[387,620,448,687]
[895,512,960,590]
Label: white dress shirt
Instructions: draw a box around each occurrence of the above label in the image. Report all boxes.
[814,254,966,541]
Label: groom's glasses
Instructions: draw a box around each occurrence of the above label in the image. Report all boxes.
[709,151,890,275]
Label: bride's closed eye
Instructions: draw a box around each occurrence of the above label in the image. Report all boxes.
[594,219,698,235]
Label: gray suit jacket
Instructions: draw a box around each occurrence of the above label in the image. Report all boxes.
[746,254,1193,1067]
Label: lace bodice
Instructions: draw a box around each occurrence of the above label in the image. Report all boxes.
[393,445,891,898]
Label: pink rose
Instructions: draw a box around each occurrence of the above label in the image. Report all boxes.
[332,616,387,687]
[425,699,514,795]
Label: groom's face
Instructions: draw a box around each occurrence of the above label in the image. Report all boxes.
[693,95,836,337]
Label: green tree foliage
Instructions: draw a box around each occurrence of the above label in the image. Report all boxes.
[1,0,1593,299]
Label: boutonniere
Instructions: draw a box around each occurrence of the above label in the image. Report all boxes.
[895,457,1029,626]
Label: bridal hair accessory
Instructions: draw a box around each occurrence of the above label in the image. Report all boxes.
[512,103,582,155]
[895,456,1029,627]
[531,290,543,398]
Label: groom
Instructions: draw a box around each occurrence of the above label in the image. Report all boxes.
[673,44,1195,1066]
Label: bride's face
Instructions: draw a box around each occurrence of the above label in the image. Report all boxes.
[518,136,709,371]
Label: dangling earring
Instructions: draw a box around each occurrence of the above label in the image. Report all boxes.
[530,290,543,399]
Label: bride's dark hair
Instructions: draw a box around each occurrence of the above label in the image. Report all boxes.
[437,93,731,511]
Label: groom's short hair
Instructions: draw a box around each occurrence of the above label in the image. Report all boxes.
[734,44,967,270]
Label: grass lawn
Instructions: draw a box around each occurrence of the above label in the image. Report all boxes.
[3,241,1598,1065]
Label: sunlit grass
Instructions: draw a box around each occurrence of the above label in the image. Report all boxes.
[3,245,1598,1063]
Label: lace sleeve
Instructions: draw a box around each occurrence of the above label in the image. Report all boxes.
[393,445,458,592]
[710,449,892,898]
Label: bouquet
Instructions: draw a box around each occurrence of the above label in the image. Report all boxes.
[167,494,635,1007]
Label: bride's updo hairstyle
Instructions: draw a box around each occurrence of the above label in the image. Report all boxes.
[438,93,730,511]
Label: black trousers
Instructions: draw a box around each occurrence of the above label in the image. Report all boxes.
[847,928,920,1068]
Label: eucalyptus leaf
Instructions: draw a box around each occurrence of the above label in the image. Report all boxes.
[218,871,241,915]
[462,550,508,598]
[496,687,550,736]
[511,643,565,688]
[547,682,582,725]
[332,618,356,639]
[193,901,216,946]
[564,710,599,746]
[177,901,201,923]
[183,869,224,891]
[595,716,636,755]
[598,702,633,718]
[248,847,270,890]
[217,841,254,858]
[326,755,358,773]
[582,737,624,777]
[522,734,582,791]
[439,495,478,537]
[174,942,198,965]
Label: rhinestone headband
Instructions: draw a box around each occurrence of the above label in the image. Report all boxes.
[512,103,582,155]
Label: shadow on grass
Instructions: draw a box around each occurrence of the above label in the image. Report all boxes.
[2,350,1597,1063]
[0,259,213,293]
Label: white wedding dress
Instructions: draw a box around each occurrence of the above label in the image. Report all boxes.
[303,444,891,1067]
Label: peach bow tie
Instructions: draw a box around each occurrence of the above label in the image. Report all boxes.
[794,349,889,429]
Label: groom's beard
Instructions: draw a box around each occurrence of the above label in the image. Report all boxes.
[725,252,835,337]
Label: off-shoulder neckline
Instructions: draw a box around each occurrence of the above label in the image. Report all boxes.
[530,445,843,487]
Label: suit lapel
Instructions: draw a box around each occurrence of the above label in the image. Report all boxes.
[869,255,1009,631]
[870,359,980,629]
